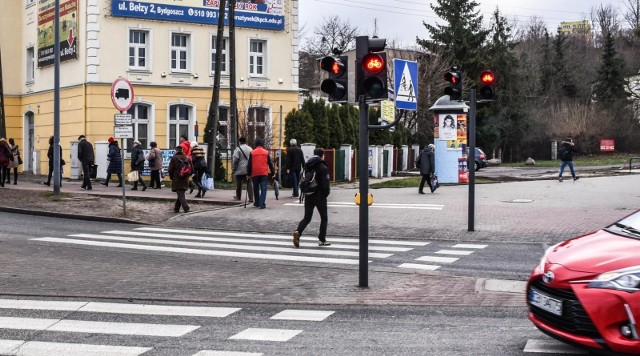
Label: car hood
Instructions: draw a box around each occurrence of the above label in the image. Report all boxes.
[547,229,640,274]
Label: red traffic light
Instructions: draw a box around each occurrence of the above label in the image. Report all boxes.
[362,53,385,74]
[480,70,495,84]
[320,56,345,77]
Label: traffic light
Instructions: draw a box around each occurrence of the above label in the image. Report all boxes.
[320,55,348,103]
[479,70,497,100]
[444,67,463,101]
[356,37,388,101]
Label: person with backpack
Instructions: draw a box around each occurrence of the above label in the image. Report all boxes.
[285,138,305,198]
[232,137,253,203]
[292,147,331,247]
[558,137,579,182]
[168,146,193,213]
[247,138,274,209]
[190,141,208,198]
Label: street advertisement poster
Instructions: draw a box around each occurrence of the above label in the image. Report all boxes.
[437,114,457,141]
[111,0,285,30]
[38,0,78,67]
[447,114,467,150]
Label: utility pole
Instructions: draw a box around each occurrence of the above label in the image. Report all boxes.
[53,0,61,194]
[208,0,226,179]
[0,46,6,139]
[229,0,237,158]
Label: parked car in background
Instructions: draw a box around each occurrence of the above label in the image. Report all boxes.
[527,210,640,355]
[474,148,487,171]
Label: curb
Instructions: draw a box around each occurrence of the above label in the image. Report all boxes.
[0,206,146,225]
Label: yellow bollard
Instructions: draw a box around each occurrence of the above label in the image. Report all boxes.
[354,192,374,206]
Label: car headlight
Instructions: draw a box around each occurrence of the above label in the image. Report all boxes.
[537,243,561,274]
[589,266,640,292]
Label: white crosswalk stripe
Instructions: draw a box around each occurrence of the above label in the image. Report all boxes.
[398,243,486,271]
[229,328,302,342]
[523,339,588,354]
[0,340,151,356]
[285,201,444,210]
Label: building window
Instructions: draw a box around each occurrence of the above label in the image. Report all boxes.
[171,33,190,72]
[246,107,269,147]
[129,30,149,70]
[211,36,228,74]
[125,104,151,149]
[249,39,266,77]
[26,47,35,83]
[217,106,229,148]
[25,0,35,7]
[169,104,192,147]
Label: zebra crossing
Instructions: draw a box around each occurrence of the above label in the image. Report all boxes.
[0,298,334,355]
[284,201,445,210]
[30,227,486,271]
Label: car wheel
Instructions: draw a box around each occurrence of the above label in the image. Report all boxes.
[474,161,480,171]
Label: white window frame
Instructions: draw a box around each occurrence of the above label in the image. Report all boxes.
[170,32,191,73]
[26,46,35,83]
[128,29,150,71]
[248,39,267,77]
[246,105,270,146]
[167,102,195,148]
[25,0,35,7]
[124,102,154,150]
[211,35,229,75]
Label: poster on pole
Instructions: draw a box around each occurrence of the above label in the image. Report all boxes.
[37,0,79,67]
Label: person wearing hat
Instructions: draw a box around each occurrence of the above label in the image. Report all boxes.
[102,137,123,187]
[416,143,435,194]
[77,135,94,190]
[147,142,163,189]
[130,140,147,191]
[168,145,193,213]
[190,141,207,197]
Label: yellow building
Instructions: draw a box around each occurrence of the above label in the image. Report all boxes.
[0,0,299,176]
[558,20,591,35]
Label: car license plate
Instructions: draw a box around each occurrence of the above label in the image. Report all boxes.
[530,288,562,316]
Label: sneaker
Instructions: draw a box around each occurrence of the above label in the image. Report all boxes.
[573,176,580,181]
[318,241,331,247]
[292,231,300,248]
[558,177,563,182]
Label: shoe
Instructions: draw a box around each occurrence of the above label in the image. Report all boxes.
[173,209,180,213]
[291,195,299,199]
[116,184,122,187]
[131,187,138,191]
[101,182,108,186]
[558,177,563,182]
[232,196,241,200]
[573,177,580,181]
[189,187,194,194]
[13,182,17,185]
[81,187,87,190]
[419,191,425,194]
[86,187,92,190]
[292,231,300,248]
[195,193,202,198]
[201,191,206,198]
[184,208,190,213]
[142,186,147,191]
[249,200,254,203]
[318,241,331,247]
[43,182,50,186]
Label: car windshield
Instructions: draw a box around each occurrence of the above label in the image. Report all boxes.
[605,212,640,238]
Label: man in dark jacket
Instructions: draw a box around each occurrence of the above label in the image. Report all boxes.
[168,146,193,213]
[416,144,435,194]
[285,138,304,198]
[292,147,331,247]
[559,137,579,182]
[77,135,94,190]
[247,139,274,209]
[130,140,147,191]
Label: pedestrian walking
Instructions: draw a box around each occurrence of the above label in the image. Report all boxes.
[232,137,253,203]
[168,146,193,213]
[6,138,20,185]
[416,144,435,194]
[0,138,13,187]
[179,135,191,156]
[147,142,163,189]
[190,141,207,197]
[102,137,123,187]
[43,136,63,187]
[558,137,579,182]
[292,147,331,247]
[285,138,304,198]
[247,138,274,209]
[130,140,147,191]
[77,135,94,190]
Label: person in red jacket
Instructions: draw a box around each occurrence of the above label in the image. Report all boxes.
[247,139,274,209]
[179,135,191,157]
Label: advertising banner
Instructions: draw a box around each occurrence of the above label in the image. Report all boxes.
[38,0,78,67]
[111,0,285,30]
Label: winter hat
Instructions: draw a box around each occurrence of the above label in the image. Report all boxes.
[78,135,86,140]
[428,144,435,149]
[108,137,115,143]
[191,141,199,147]
[150,142,157,147]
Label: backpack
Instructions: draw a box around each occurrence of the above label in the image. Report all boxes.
[560,145,572,161]
[178,159,192,178]
[299,168,319,195]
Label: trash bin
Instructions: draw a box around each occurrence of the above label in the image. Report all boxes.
[90,165,98,179]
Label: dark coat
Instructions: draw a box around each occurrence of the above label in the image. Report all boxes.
[0,141,12,167]
[560,141,576,161]
[47,144,63,166]
[417,147,435,175]
[106,141,123,173]
[77,139,95,163]
[304,155,330,198]
[168,152,193,191]
[131,145,145,171]
[286,145,304,173]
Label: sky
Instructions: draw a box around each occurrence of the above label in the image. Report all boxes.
[299,0,631,47]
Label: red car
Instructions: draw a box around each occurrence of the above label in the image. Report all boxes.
[527,211,640,355]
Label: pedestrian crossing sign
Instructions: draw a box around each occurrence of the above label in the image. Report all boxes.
[393,59,418,110]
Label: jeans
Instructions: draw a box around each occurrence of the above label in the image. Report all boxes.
[296,194,328,242]
[252,175,268,208]
[291,170,300,197]
[559,160,576,178]
[81,161,93,189]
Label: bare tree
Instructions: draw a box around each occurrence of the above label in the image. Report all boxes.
[301,16,359,56]
[624,0,640,30]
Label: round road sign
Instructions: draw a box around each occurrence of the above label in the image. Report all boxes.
[111,77,135,112]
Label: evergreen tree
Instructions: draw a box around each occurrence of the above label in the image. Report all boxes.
[552,34,577,98]
[213,143,226,181]
[538,31,554,96]
[301,98,330,147]
[593,31,629,106]
[284,108,314,146]
[327,105,344,149]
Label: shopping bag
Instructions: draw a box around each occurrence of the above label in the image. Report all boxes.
[430,174,440,193]
[201,172,214,191]
[126,170,139,182]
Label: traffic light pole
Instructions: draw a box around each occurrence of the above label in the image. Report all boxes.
[468,89,476,231]
[358,94,369,288]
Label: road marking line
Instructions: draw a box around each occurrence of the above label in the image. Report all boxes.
[69,234,392,259]
[0,299,240,318]
[415,256,459,263]
[0,317,199,337]
[229,328,302,342]
[523,339,587,354]
[285,203,444,210]
[192,351,263,356]
[34,238,360,265]
[134,227,430,246]
[398,263,440,271]
[0,340,151,356]
[270,310,334,321]
[452,244,487,249]
[435,249,475,256]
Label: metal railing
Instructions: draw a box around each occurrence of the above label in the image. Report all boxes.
[629,157,640,173]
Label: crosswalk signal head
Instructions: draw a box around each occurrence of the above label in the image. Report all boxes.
[444,67,463,101]
[479,70,497,100]
[362,52,387,100]
[320,56,348,103]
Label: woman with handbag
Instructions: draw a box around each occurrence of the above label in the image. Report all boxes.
[130,140,147,191]
[6,138,20,185]
[147,142,163,189]
[0,138,12,187]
